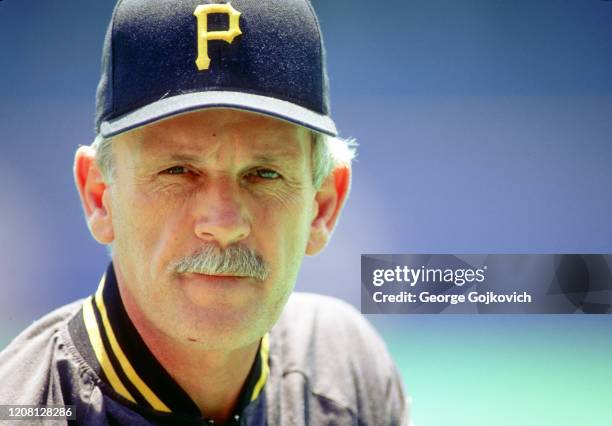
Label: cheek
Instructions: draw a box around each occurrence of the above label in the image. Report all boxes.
[111,186,190,276]
[251,192,314,277]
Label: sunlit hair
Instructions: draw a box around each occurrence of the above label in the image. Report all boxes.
[91,128,356,190]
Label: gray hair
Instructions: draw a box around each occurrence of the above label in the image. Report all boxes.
[91,130,356,190]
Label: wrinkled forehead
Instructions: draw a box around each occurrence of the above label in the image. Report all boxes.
[113,108,313,162]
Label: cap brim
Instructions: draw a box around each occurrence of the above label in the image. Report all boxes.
[100,91,337,138]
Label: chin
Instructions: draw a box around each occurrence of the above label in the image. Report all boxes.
[168,300,267,350]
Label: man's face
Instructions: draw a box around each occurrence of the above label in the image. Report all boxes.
[106,109,317,350]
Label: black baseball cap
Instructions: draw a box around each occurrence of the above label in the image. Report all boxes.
[95,0,337,138]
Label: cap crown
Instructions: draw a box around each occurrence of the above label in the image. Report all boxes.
[95,0,330,134]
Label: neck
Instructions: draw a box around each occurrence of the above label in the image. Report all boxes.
[116,270,261,424]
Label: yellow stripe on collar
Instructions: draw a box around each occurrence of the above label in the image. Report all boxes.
[250,333,270,402]
[82,295,136,404]
[94,278,172,413]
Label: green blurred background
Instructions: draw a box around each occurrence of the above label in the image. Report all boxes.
[371,315,612,425]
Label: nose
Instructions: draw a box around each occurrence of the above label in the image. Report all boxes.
[193,176,251,248]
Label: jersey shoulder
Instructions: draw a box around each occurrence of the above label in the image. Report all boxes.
[0,299,84,404]
[271,292,409,424]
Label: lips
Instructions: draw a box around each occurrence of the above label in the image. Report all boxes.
[181,272,249,284]
[178,272,256,306]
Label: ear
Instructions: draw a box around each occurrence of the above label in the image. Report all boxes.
[74,145,114,245]
[306,165,351,255]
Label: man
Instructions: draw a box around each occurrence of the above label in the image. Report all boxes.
[0,0,408,424]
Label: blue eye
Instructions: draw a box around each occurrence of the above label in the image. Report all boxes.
[162,166,188,175]
[255,169,280,179]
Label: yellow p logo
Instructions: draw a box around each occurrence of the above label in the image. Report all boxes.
[193,4,242,71]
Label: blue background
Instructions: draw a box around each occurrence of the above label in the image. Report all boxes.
[1,1,611,424]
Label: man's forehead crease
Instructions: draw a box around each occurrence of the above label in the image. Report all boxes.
[127,132,208,164]
[134,133,306,164]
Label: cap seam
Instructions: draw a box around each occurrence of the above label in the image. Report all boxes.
[304,0,326,113]
[109,0,128,124]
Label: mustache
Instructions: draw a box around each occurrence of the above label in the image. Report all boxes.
[167,244,269,282]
